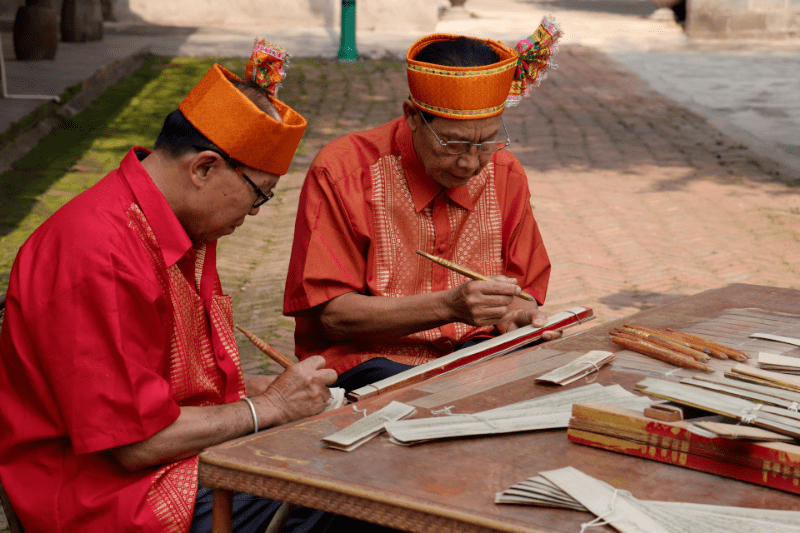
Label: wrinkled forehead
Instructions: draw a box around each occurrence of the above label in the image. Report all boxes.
[429,113,504,139]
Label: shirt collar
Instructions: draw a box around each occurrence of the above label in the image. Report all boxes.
[396,119,475,213]
[119,147,193,268]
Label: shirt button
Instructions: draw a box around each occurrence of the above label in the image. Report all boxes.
[433,338,453,350]
[217,351,226,360]
[438,243,446,253]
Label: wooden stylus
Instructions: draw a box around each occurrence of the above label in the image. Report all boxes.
[415,249,536,302]
[235,325,295,369]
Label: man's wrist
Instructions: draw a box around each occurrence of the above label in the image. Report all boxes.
[242,397,259,434]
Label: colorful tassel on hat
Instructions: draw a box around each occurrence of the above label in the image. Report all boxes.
[245,38,290,99]
[507,16,563,106]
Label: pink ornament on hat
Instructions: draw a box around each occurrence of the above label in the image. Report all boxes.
[245,38,290,100]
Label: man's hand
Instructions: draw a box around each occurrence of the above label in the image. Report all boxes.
[494,294,563,342]
[446,276,523,327]
[243,374,277,397]
[110,359,337,472]
[254,356,337,427]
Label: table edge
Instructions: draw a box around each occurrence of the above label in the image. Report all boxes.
[199,453,556,533]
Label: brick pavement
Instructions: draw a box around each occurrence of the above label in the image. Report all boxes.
[217,46,800,377]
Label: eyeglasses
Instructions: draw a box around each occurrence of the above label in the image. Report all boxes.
[192,145,274,208]
[419,112,511,155]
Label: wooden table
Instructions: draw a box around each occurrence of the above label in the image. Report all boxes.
[199,283,800,532]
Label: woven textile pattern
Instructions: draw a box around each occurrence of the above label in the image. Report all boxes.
[507,16,563,105]
[367,156,501,364]
[128,203,246,533]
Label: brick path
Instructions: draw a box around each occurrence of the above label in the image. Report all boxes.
[217,46,800,377]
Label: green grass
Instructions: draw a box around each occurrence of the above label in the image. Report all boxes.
[0,56,249,290]
[0,82,83,152]
[0,56,406,292]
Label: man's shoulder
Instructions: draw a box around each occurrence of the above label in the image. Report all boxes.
[21,170,138,263]
[310,117,404,178]
[492,149,524,173]
[12,170,159,308]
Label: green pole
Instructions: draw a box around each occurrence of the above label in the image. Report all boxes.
[338,0,360,62]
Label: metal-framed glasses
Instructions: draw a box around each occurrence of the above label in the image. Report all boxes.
[419,112,511,155]
[192,145,274,208]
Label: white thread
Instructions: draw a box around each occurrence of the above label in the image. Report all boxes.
[578,489,631,533]
[581,360,601,373]
[790,402,799,413]
[353,405,368,418]
[741,404,763,424]
[579,360,601,383]
[431,406,456,416]
[242,397,259,434]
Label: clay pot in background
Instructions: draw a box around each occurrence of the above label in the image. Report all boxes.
[13,4,59,60]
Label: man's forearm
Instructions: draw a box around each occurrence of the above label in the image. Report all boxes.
[109,402,258,471]
[319,291,455,341]
[110,359,336,472]
[320,279,538,341]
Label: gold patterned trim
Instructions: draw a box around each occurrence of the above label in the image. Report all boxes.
[409,96,506,118]
[407,61,516,78]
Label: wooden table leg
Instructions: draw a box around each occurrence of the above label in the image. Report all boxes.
[211,488,234,533]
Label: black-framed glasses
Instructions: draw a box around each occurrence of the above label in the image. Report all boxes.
[192,145,274,208]
[419,112,511,155]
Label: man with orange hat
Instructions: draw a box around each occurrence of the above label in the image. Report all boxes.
[284,20,564,391]
[0,41,385,533]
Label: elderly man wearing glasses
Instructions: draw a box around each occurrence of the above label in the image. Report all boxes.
[284,21,564,391]
[0,41,400,533]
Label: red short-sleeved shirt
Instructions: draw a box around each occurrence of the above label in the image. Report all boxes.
[284,117,551,374]
[0,149,246,533]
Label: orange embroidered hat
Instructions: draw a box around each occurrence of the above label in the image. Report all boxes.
[179,40,307,175]
[406,16,563,120]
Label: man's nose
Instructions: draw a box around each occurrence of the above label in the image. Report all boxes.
[456,146,483,172]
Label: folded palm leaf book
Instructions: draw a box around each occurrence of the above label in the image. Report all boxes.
[348,306,594,401]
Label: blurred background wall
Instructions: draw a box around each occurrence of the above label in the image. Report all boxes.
[686,0,800,38]
[1,0,439,32]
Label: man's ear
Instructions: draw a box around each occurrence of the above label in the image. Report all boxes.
[187,151,222,189]
[402,99,420,132]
